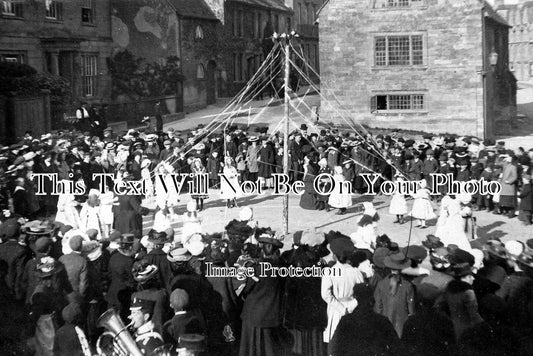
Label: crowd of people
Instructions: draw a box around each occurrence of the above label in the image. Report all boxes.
[0,117,533,356]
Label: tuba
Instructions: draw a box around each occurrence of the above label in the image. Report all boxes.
[96,309,143,356]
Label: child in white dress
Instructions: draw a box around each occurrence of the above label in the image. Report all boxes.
[410,180,436,228]
[181,200,202,244]
[389,175,408,224]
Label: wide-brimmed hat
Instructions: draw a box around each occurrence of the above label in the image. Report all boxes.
[239,207,253,221]
[484,240,508,261]
[449,262,474,278]
[132,262,159,283]
[24,220,53,236]
[299,229,325,247]
[330,237,355,259]
[383,252,411,270]
[36,256,57,278]
[167,247,192,263]
[82,241,102,261]
[257,230,283,248]
[147,230,169,245]
[373,247,390,268]
[402,245,427,263]
[422,234,444,250]
[517,251,533,269]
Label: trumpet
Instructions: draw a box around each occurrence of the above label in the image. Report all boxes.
[96,309,143,356]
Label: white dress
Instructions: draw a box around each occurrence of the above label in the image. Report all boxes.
[328,174,352,208]
[410,188,436,220]
[55,193,81,230]
[79,204,106,240]
[437,200,472,251]
[389,192,408,215]
[321,262,364,343]
[181,211,202,243]
[219,166,242,200]
[152,210,172,233]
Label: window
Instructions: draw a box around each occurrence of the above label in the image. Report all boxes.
[240,53,245,81]
[0,52,24,63]
[314,44,319,70]
[286,17,291,33]
[274,14,279,33]
[371,93,425,112]
[377,0,424,8]
[46,1,63,20]
[2,0,23,17]
[81,54,98,97]
[195,25,204,39]
[81,0,94,24]
[196,63,205,79]
[233,53,242,82]
[374,34,424,66]
[238,10,243,37]
[232,9,237,36]
[530,62,533,77]
[298,4,302,25]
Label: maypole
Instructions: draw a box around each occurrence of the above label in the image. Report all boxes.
[273,31,299,236]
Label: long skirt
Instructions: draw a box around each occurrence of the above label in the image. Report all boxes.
[499,194,516,208]
[289,328,326,356]
[410,198,436,220]
[239,323,292,356]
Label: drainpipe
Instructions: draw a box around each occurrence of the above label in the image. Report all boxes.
[481,6,488,139]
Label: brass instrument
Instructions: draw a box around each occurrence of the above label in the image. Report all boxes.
[96,309,143,356]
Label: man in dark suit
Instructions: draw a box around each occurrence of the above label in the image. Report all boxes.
[59,235,88,303]
[0,218,29,300]
[12,177,29,218]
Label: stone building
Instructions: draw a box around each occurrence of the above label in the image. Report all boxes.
[495,0,533,83]
[223,0,293,96]
[110,0,220,113]
[0,0,113,104]
[318,0,517,138]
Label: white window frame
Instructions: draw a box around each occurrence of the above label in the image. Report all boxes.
[45,1,63,20]
[2,0,23,17]
[373,32,427,68]
[81,54,98,97]
[370,92,427,113]
[0,52,25,63]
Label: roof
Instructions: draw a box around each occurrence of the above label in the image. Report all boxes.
[167,0,218,20]
[229,0,293,13]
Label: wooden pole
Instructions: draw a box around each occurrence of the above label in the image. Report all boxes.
[282,39,290,236]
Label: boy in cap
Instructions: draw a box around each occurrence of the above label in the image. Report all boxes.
[164,288,205,343]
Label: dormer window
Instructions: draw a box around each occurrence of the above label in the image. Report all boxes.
[195,25,204,40]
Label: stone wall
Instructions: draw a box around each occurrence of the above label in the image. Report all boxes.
[319,0,486,137]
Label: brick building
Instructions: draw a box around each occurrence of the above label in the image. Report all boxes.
[223,0,293,96]
[318,0,516,138]
[495,0,533,83]
[0,0,113,104]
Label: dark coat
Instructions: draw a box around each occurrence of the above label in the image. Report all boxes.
[58,252,88,300]
[163,311,205,343]
[53,323,85,356]
[329,306,399,356]
[519,183,532,211]
[374,275,415,338]
[299,162,319,210]
[144,248,174,291]
[0,240,30,299]
[113,194,143,234]
[401,306,456,356]
[206,155,222,181]
[258,144,275,178]
[444,280,484,340]
[241,263,284,327]
[12,187,29,218]
[283,276,326,330]
[106,251,135,309]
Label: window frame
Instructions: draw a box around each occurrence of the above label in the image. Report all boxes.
[373,0,427,10]
[45,1,63,21]
[372,32,427,68]
[0,51,25,64]
[1,0,23,18]
[81,54,98,97]
[370,92,427,113]
[81,0,95,25]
